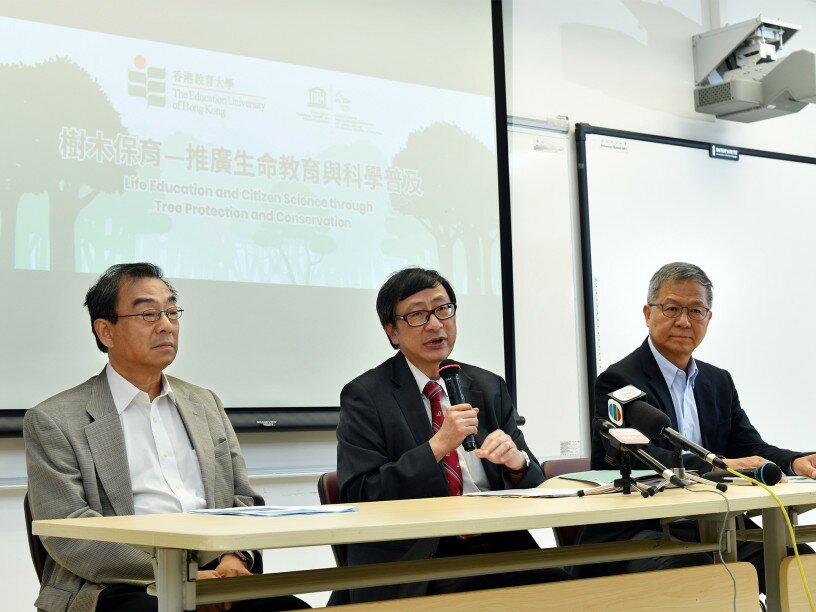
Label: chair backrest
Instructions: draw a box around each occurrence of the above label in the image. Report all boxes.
[24,492,50,582]
[781,554,816,610]
[331,563,759,611]
[317,471,348,567]
[540,457,591,546]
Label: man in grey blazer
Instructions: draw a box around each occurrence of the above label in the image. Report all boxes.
[336,267,569,603]
[24,263,307,612]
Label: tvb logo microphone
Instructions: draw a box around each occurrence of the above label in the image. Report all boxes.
[607,385,646,426]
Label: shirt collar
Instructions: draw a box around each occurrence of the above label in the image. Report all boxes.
[404,357,447,399]
[647,336,698,388]
[105,362,175,414]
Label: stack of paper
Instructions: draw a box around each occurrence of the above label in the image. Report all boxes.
[189,505,356,517]
[464,488,585,498]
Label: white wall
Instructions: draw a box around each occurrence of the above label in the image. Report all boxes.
[503,0,816,447]
[5,1,816,609]
[504,0,816,156]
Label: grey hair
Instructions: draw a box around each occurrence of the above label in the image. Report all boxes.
[647,262,713,308]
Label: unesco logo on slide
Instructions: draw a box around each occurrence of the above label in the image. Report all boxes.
[128,55,166,107]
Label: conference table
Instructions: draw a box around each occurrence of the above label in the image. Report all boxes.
[33,479,816,612]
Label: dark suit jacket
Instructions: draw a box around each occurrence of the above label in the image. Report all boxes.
[24,370,263,612]
[336,352,543,602]
[579,338,801,546]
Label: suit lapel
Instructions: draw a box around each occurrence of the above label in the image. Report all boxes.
[693,373,718,450]
[173,383,216,508]
[391,353,434,446]
[638,341,680,430]
[458,370,504,487]
[84,371,135,517]
[458,372,486,446]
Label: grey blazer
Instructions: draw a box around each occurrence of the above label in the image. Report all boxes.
[23,370,262,612]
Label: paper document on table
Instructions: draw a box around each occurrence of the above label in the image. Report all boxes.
[464,487,586,498]
[189,505,357,517]
[715,477,754,486]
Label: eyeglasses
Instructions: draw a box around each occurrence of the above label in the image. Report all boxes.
[117,307,184,323]
[395,303,457,327]
[649,303,709,321]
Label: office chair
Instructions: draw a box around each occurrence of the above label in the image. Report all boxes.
[317,471,352,606]
[316,471,348,567]
[540,457,591,546]
[24,492,50,582]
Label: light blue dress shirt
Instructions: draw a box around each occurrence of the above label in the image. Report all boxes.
[647,337,703,446]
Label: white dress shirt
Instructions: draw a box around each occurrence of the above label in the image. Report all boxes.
[106,363,206,515]
[405,359,490,493]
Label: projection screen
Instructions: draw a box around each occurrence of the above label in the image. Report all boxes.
[0,0,510,431]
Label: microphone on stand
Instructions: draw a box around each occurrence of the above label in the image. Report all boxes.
[624,399,729,470]
[606,385,647,426]
[594,419,685,488]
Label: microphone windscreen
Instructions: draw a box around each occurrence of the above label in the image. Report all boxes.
[757,461,783,486]
[438,359,461,380]
[625,400,671,439]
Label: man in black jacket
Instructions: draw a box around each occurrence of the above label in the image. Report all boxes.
[336,267,569,603]
[577,261,816,587]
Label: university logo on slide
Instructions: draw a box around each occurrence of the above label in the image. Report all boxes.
[607,399,624,426]
[128,55,166,107]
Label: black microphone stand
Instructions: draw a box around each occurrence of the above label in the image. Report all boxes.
[579,438,657,498]
[653,443,727,492]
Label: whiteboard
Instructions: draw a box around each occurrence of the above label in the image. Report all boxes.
[580,126,816,452]
[508,124,586,458]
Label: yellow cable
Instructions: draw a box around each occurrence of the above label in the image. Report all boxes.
[725,467,815,611]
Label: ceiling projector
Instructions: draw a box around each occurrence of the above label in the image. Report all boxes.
[692,16,816,122]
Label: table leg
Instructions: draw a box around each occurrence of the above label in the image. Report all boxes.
[154,548,195,612]
[698,514,737,562]
[762,507,787,612]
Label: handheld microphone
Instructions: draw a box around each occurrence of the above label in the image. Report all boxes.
[593,419,685,487]
[625,400,729,470]
[702,462,783,486]
[438,359,477,452]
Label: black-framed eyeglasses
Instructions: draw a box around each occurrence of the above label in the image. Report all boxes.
[395,303,456,327]
[649,303,709,321]
[117,308,184,323]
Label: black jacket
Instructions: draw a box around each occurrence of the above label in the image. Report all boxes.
[336,351,542,602]
[579,338,801,547]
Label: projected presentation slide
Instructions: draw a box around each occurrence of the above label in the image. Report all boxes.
[0,1,507,414]
[1,16,498,290]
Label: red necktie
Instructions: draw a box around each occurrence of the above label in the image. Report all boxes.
[423,381,463,496]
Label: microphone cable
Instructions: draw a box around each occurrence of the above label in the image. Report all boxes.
[685,485,737,612]
[725,467,815,611]
[687,468,815,612]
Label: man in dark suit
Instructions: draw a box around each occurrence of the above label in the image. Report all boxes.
[336,267,570,603]
[577,261,816,587]
[24,263,307,612]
